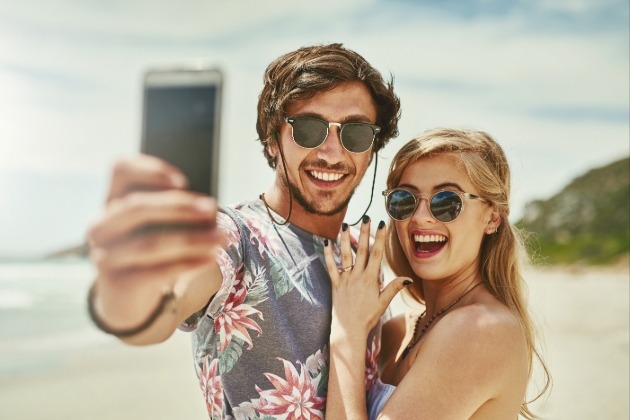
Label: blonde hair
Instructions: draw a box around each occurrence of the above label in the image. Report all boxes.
[384,127,550,419]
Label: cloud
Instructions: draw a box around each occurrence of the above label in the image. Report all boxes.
[0,0,627,256]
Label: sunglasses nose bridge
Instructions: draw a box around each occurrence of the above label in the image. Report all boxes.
[311,120,346,161]
[319,121,344,149]
[412,194,435,220]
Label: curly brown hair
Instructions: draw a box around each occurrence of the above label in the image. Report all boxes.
[256,43,401,168]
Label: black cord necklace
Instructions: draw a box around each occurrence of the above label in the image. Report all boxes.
[401,282,482,360]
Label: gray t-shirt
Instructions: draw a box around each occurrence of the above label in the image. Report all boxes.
[181,199,384,419]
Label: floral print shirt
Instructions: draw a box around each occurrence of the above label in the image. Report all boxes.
[181,199,385,419]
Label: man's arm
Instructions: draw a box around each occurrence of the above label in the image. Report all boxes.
[90,261,223,345]
[87,155,225,345]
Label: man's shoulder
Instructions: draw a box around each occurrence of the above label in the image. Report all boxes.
[219,199,267,224]
[220,198,263,214]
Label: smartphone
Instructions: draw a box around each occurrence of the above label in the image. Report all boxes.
[141,66,223,198]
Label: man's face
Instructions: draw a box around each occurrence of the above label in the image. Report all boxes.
[271,81,377,216]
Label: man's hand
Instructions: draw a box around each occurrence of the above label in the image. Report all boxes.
[87,155,224,343]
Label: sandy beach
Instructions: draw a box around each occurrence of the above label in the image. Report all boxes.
[0,266,627,420]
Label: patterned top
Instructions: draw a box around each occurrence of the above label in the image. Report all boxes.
[180,199,385,419]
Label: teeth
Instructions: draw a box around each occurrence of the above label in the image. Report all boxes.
[414,234,447,243]
[310,171,343,182]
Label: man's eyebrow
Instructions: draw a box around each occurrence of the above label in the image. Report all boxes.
[289,112,374,123]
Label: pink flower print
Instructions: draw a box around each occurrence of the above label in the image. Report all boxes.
[248,217,274,257]
[200,357,224,418]
[217,212,241,248]
[255,358,326,420]
[364,335,380,390]
[214,270,263,351]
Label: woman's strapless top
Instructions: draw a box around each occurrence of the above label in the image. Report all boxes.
[367,379,397,420]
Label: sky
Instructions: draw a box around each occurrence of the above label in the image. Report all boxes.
[0,0,628,258]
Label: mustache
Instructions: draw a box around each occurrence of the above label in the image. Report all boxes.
[301,159,355,174]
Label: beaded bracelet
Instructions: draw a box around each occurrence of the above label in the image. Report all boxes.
[87,283,175,338]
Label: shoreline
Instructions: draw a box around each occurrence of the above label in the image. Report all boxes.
[0,266,627,419]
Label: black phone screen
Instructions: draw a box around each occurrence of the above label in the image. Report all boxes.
[143,84,219,196]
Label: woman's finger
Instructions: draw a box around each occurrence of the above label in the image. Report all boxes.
[374,277,413,324]
[323,239,340,285]
[339,222,354,273]
[365,220,387,276]
[353,215,372,271]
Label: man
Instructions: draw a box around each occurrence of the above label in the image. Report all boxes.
[87,43,401,418]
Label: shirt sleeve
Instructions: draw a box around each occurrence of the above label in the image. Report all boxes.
[179,209,244,331]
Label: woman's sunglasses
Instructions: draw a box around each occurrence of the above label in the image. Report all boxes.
[284,116,381,154]
[382,188,489,222]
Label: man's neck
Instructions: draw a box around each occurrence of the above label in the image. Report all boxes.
[261,186,347,240]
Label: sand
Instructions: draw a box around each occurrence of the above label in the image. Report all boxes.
[0,266,627,419]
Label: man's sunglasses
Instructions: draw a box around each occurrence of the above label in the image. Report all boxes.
[284,116,381,154]
[382,188,489,222]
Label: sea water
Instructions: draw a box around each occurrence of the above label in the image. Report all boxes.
[0,259,107,376]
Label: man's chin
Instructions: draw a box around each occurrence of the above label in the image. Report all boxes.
[291,187,353,217]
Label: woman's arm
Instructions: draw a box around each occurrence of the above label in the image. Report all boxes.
[324,219,409,419]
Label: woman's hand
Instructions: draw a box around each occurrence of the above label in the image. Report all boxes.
[324,218,411,337]
[323,218,410,420]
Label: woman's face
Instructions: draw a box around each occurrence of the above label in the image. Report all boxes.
[393,154,497,282]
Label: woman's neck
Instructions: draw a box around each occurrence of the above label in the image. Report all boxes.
[421,268,483,316]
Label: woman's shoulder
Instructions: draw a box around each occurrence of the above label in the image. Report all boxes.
[428,300,526,360]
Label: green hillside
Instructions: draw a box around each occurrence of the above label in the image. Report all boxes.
[517,156,630,265]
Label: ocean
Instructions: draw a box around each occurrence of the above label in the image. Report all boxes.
[0,259,108,377]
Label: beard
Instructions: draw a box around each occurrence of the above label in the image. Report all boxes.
[279,160,356,217]
[289,180,354,216]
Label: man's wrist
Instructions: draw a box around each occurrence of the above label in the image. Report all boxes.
[87,281,175,338]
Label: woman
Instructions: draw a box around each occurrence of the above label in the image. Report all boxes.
[323,128,550,419]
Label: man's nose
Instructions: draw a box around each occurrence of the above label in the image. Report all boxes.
[316,124,345,163]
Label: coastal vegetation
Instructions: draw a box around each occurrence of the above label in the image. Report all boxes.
[517,156,629,265]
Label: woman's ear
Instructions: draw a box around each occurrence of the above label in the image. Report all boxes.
[485,212,502,234]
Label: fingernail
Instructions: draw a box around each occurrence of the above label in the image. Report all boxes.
[362,215,370,224]
[342,223,348,232]
[324,239,329,247]
[378,220,385,229]
[403,279,412,286]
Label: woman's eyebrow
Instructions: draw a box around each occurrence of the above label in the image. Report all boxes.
[434,182,464,191]
[397,182,464,192]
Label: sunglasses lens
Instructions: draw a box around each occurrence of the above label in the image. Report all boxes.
[386,189,417,220]
[340,124,375,153]
[291,117,327,148]
[430,191,463,222]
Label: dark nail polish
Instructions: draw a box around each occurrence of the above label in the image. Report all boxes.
[342,223,348,232]
[324,239,329,247]
[362,215,370,224]
[378,220,385,229]
[403,279,412,286]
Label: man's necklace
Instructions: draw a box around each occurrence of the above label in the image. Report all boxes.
[260,193,290,226]
[400,282,482,360]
